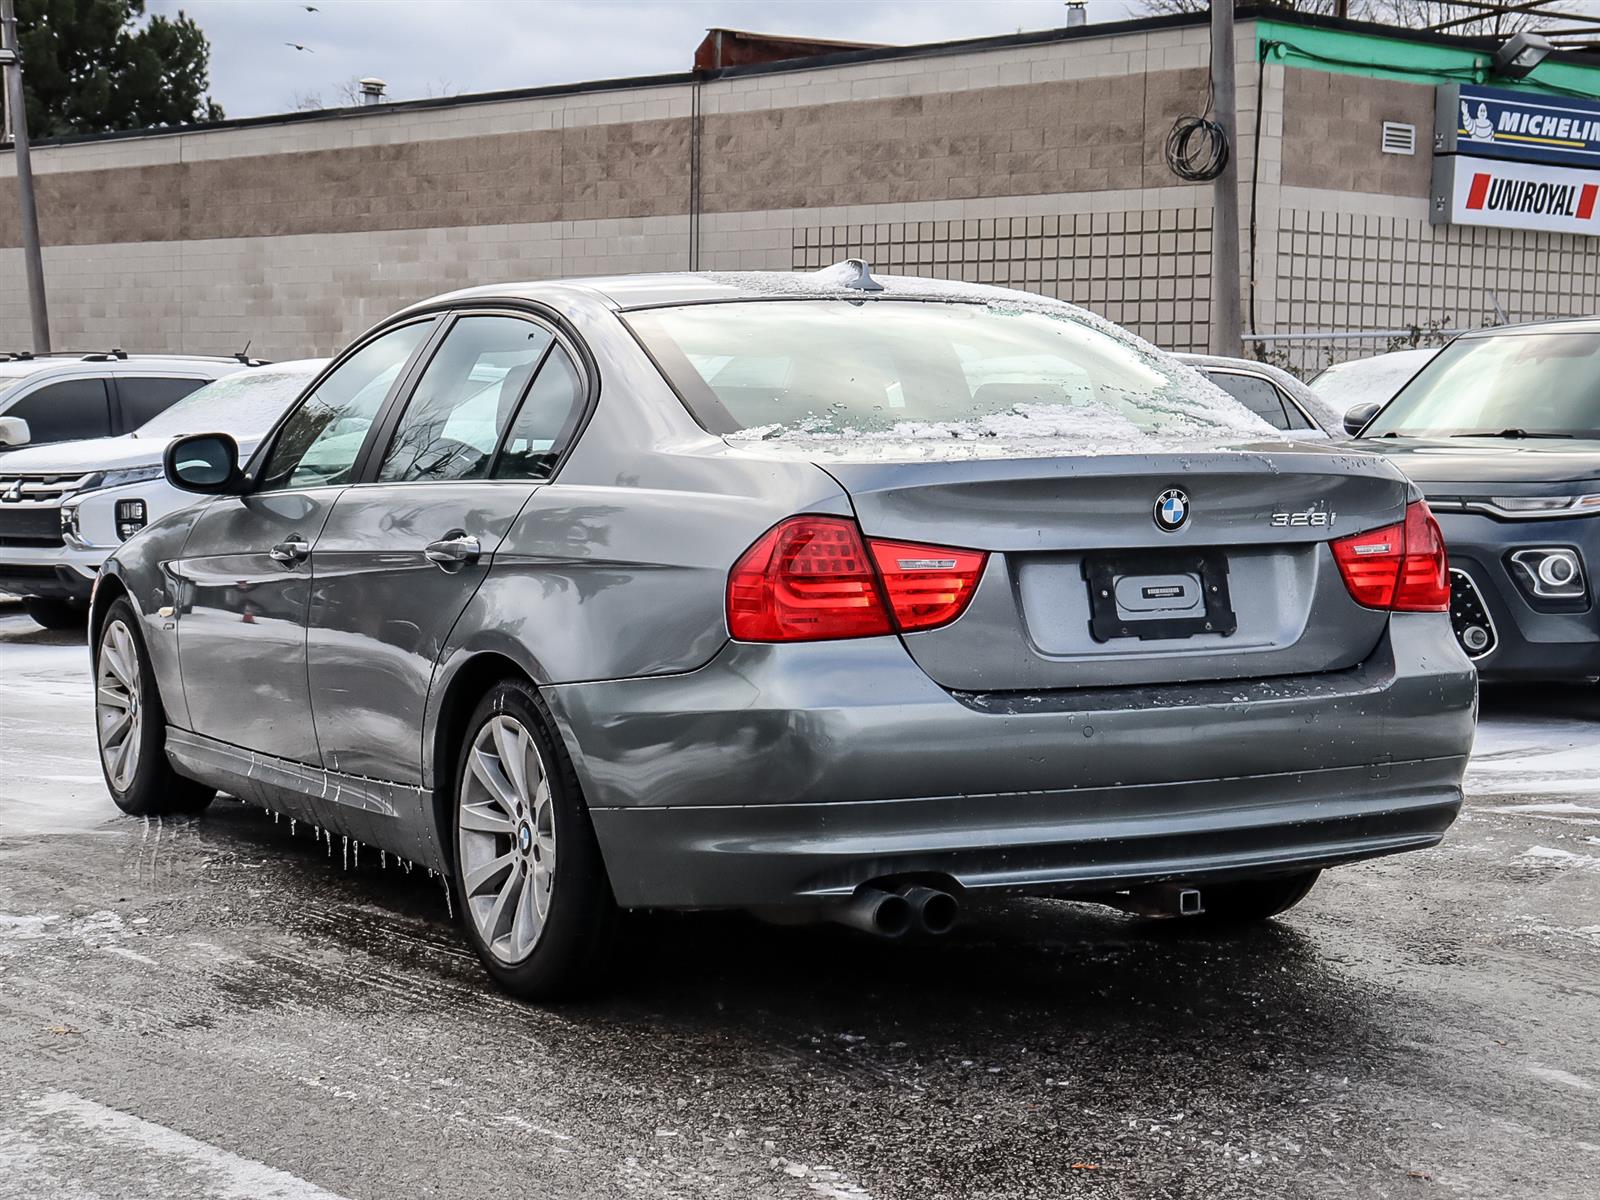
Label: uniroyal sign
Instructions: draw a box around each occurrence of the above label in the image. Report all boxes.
[1434,156,1600,235]
[1433,84,1600,236]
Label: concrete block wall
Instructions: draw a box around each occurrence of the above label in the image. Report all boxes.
[0,20,1230,360]
[4,16,1589,368]
[1262,68,1600,370]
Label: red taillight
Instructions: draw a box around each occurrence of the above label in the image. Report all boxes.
[1331,500,1449,613]
[868,538,988,632]
[727,516,987,642]
[728,517,892,641]
[1394,500,1450,611]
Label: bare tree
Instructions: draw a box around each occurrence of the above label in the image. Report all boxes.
[1388,1,1578,35]
[1141,0,1578,33]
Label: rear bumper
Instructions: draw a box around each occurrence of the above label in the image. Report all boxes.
[548,613,1477,909]
[1436,511,1600,683]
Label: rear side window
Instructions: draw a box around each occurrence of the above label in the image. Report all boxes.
[1206,372,1292,431]
[377,315,554,483]
[4,378,113,444]
[494,345,585,481]
[116,376,207,430]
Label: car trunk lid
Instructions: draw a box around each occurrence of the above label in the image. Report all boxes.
[815,444,1410,691]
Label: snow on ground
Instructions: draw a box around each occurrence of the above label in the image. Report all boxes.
[1466,706,1600,799]
[0,613,105,835]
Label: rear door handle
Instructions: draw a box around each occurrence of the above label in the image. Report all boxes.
[269,535,309,565]
[424,532,481,571]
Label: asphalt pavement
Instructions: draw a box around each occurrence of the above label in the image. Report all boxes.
[2,607,1597,1199]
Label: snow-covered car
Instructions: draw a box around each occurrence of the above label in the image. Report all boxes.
[1176,353,1338,436]
[0,351,252,451]
[0,361,327,628]
[1308,348,1439,432]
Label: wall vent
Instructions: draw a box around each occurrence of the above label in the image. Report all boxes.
[1381,121,1417,156]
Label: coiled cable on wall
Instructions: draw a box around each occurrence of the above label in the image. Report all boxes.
[1165,113,1230,182]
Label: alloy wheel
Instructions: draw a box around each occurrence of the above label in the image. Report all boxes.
[457,714,557,964]
[96,619,143,792]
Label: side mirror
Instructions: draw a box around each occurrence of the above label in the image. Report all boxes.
[164,432,242,494]
[0,416,31,448]
[1343,400,1383,438]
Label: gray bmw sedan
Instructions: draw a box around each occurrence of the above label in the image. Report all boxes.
[91,266,1478,998]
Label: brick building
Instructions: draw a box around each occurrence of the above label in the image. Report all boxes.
[2,7,1598,370]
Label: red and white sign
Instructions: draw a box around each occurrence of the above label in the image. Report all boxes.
[1437,154,1600,236]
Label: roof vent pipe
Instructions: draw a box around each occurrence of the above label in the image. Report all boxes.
[358,77,386,105]
[1065,2,1087,28]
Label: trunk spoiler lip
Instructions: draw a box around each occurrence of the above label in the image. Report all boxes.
[715,435,1411,483]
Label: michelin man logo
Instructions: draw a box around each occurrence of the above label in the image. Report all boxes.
[1461,100,1495,142]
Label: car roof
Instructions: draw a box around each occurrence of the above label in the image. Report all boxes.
[399,267,1091,316]
[1176,353,1305,392]
[0,352,250,381]
[1454,315,1600,338]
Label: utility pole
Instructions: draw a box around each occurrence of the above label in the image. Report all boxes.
[1209,0,1242,357]
[1,0,51,354]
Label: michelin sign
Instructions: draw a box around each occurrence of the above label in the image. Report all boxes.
[1433,84,1600,236]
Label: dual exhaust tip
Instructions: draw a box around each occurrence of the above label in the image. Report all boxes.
[827,880,1207,938]
[832,882,958,939]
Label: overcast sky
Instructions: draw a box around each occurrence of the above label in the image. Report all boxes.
[147,0,1146,118]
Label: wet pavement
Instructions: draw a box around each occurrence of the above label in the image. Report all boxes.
[2,607,1597,1199]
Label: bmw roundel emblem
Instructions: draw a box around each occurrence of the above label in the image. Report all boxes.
[1154,488,1189,531]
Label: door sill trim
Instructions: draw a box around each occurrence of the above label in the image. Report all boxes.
[165,728,423,818]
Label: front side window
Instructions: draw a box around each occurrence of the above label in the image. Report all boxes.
[1364,332,1600,439]
[5,378,113,444]
[259,322,431,491]
[377,315,553,483]
[626,300,1270,443]
[116,376,207,430]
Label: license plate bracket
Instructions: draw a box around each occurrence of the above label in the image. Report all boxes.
[1082,550,1237,643]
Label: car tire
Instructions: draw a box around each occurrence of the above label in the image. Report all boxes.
[450,677,617,1001]
[94,599,215,816]
[1192,870,1320,925]
[94,601,216,819]
[25,596,87,630]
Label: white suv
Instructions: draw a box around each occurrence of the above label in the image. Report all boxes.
[0,360,325,628]
[0,351,260,451]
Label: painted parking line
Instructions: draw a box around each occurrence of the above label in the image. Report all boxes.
[23,1092,351,1200]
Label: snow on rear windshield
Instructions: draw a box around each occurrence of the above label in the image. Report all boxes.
[626,300,1272,446]
[134,363,325,440]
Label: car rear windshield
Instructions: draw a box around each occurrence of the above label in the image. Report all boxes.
[133,365,321,441]
[1364,332,1600,439]
[626,300,1269,442]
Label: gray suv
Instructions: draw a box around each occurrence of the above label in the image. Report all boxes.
[91,270,1478,999]
[1344,319,1600,683]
